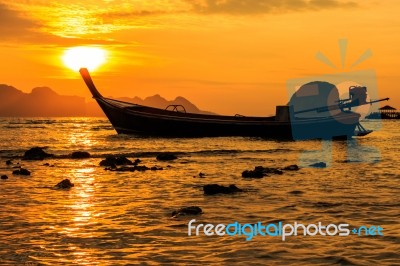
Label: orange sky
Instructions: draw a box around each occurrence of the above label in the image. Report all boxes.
[0,0,399,115]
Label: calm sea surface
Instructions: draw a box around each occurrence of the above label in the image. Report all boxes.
[0,118,398,265]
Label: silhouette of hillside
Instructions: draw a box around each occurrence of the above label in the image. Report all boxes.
[0,84,213,117]
[87,94,215,116]
[0,85,86,116]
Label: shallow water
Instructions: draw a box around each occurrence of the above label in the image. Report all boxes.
[0,118,399,265]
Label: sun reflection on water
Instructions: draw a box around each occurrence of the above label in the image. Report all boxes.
[71,169,95,223]
[62,167,100,265]
[67,122,98,148]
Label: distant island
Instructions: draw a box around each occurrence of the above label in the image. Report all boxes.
[0,84,213,117]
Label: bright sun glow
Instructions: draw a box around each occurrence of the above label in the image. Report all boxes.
[62,47,107,71]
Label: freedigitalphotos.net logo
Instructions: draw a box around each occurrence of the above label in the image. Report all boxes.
[188,219,384,241]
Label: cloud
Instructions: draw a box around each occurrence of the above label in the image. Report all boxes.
[0,0,359,46]
[98,9,169,26]
[0,2,41,39]
[0,2,123,46]
[100,10,167,20]
[184,0,358,14]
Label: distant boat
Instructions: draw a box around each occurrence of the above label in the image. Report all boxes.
[79,68,388,140]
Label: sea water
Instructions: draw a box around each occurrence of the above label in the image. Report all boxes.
[0,118,398,265]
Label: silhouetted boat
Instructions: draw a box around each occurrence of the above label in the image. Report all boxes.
[79,68,388,140]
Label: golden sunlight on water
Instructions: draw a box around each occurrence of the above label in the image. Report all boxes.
[0,118,398,265]
[68,131,97,148]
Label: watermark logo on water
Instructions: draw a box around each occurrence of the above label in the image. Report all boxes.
[188,219,384,241]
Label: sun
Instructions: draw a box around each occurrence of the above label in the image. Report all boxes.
[62,46,107,71]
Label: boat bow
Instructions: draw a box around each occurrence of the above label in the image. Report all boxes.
[79,68,103,98]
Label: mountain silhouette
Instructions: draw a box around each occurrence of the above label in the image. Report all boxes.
[0,84,213,117]
[0,85,86,116]
[86,94,214,116]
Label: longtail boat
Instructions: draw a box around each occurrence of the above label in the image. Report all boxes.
[79,68,388,140]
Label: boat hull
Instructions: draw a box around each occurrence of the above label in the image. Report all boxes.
[95,98,359,140]
[79,68,360,140]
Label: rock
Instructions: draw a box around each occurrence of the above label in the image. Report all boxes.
[156,153,178,161]
[113,156,132,165]
[133,159,141,166]
[12,168,31,176]
[71,151,91,159]
[104,164,117,170]
[1,175,8,180]
[289,190,304,195]
[242,166,283,178]
[100,156,133,167]
[242,170,264,178]
[199,172,206,178]
[23,147,53,160]
[283,164,300,171]
[203,184,243,195]
[43,163,50,166]
[134,165,151,172]
[256,166,283,175]
[310,162,327,168]
[172,206,202,217]
[55,179,74,189]
[105,165,163,172]
[6,160,13,165]
[105,165,133,171]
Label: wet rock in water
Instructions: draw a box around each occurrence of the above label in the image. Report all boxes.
[242,166,283,178]
[106,165,163,172]
[105,166,131,171]
[172,206,202,217]
[283,164,300,171]
[203,184,243,195]
[310,162,327,168]
[242,169,264,178]
[289,190,304,195]
[1,175,8,180]
[104,164,117,170]
[156,153,178,161]
[134,165,151,172]
[257,166,283,175]
[55,179,74,189]
[100,156,133,167]
[12,168,31,176]
[23,147,53,160]
[6,160,13,166]
[71,151,91,159]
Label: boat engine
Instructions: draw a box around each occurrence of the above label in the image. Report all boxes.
[349,86,368,106]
